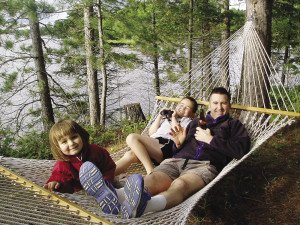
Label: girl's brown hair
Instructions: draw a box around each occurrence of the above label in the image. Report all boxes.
[49,120,90,161]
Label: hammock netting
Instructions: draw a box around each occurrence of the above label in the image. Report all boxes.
[0,21,299,225]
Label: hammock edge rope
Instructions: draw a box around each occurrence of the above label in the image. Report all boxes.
[0,164,114,225]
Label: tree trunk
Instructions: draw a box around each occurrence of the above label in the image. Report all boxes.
[29,2,54,131]
[187,0,194,96]
[152,11,160,96]
[281,45,289,86]
[220,0,230,90]
[202,0,212,95]
[84,5,100,126]
[97,0,108,126]
[244,0,273,108]
[124,103,146,122]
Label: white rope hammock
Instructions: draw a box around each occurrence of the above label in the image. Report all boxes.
[0,21,299,225]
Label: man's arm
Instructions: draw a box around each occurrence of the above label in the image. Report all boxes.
[195,127,213,144]
[209,120,251,159]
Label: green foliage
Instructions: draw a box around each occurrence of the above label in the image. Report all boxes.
[4,40,14,49]
[166,69,181,83]
[287,86,300,111]
[109,52,140,69]
[86,119,148,151]
[272,0,300,50]
[229,9,246,33]
[0,129,15,156]
[0,131,51,159]
[0,119,148,159]
[269,85,300,111]
[14,132,52,159]
[1,72,18,92]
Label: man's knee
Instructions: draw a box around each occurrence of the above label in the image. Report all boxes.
[145,172,160,183]
[144,172,172,195]
[170,175,205,198]
[170,178,190,196]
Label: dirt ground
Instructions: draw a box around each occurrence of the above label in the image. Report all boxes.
[188,121,300,225]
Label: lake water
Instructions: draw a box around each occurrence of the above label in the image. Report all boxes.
[0,43,171,133]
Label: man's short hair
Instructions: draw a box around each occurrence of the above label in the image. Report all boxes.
[209,87,231,101]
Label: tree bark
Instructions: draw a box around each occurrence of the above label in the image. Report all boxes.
[96,0,108,126]
[187,0,194,96]
[152,11,160,96]
[29,1,54,131]
[124,103,146,122]
[84,5,100,126]
[202,0,212,95]
[220,0,230,90]
[281,45,289,86]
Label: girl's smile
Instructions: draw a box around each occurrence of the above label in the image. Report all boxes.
[58,133,83,156]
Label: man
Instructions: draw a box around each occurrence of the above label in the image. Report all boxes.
[79,87,251,218]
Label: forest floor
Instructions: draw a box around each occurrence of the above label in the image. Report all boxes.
[188,120,300,225]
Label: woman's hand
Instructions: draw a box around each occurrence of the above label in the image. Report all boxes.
[170,124,186,148]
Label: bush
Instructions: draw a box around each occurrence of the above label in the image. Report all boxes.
[14,132,52,159]
[0,130,51,159]
[269,85,300,111]
[0,129,15,156]
[87,119,148,149]
[0,119,148,159]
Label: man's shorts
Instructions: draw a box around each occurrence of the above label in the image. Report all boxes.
[153,158,218,184]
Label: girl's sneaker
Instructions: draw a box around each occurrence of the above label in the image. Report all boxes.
[79,161,120,215]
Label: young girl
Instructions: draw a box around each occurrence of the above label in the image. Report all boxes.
[44,119,116,194]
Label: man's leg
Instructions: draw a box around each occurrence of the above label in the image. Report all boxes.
[141,173,205,215]
[121,171,172,218]
[161,173,206,209]
[144,171,173,195]
[126,133,163,174]
[120,159,216,217]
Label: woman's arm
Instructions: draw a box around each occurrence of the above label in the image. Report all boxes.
[148,113,163,135]
[170,111,180,129]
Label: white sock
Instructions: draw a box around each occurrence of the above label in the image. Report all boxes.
[116,187,125,203]
[144,194,167,214]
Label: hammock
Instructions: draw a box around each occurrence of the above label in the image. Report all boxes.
[0,21,299,225]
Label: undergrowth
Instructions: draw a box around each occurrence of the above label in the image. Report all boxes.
[0,119,148,159]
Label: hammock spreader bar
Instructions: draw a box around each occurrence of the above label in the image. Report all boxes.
[155,96,300,118]
[0,165,114,225]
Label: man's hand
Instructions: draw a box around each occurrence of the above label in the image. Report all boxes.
[43,181,61,192]
[170,124,186,148]
[195,127,213,144]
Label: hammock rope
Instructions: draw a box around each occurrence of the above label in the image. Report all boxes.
[0,20,299,225]
[0,164,112,225]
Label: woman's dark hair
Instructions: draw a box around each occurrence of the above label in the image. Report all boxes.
[182,96,198,113]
